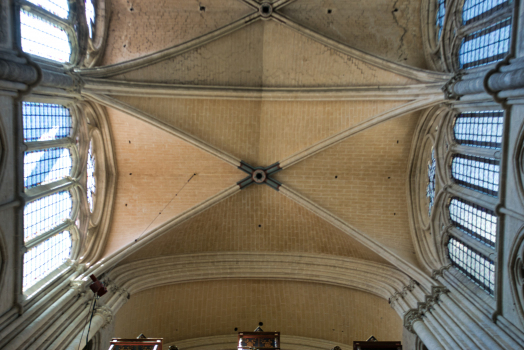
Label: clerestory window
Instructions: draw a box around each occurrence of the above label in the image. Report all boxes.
[21,102,76,293]
[445,109,503,296]
[459,0,513,69]
[19,0,99,64]
[448,237,495,294]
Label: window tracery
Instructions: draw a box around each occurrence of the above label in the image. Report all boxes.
[424,0,514,72]
[20,101,99,295]
[442,109,503,296]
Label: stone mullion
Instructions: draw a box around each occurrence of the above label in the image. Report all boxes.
[450,144,501,159]
[447,226,496,260]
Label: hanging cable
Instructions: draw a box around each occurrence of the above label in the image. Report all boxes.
[85,296,98,348]
[135,173,196,242]
[77,297,96,350]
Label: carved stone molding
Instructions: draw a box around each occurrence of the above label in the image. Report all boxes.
[431,264,452,279]
[94,305,113,327]
[442,72,464,100]
[403,286,449,333]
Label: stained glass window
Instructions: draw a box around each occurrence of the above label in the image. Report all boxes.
[27,0,69,18]
[427,148,437,216]
[23,231,71,291]
[453,111,503,149]
[23,102,72,142]
[452,155,499,196]
[463,0,510,25]
[20,9,71,62]
[449,198,497,247]
[459,18,511,69]
[24,191,72,242]
[448,237,495,295]
[437,0,446,39]
[87,142,96,212]
[24,148,72,189]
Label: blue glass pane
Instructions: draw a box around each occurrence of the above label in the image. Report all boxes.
[452,155,499,196]
[448,237,495,295]
[87,142,96,212]
[437,0,446,39]
[23,230,71,291]
[463,0,510,24]
[449,198,497,246]
[454,111,503,149]
[427,149,437,216]
[27,0,69,18]
[20,9,71,62]
[24,148,72,189]
[460,18,511,69]
[23,102,72,142]
[24,191,72,242]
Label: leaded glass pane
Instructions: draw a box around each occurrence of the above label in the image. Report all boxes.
[427,149,437,216]
[27,0,69,18]
[463,0,510,24]
[24,148,72,189]
[20,9,71,62]
[23,230,71,291]
[449,198,497,246]
[453,111,503,149]
[459,18,511,69]
[85,0,96,38]
[24,191,72,242]
[452,155,499,196]
[448,237,495,295]
[23,102,72,142]
[87,142,96,212]
[437,0,446,39]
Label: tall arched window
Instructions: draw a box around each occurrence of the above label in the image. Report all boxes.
[459,0,513,69]
[21,102,78,294]
[19,0,102,65]
[443,109,503,296]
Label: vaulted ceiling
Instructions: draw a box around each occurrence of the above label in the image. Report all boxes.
[84,0,448,346]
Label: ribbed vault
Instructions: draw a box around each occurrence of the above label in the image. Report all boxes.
[77,0,450,346]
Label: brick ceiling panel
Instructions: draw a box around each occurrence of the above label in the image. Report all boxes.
[114,280,402,345]
[101,0,254,66]
[111,21,418,87]
[103,107,245,257]
[280,0,427,69]
[112,96,408,167]
[274,112,422,263]
[121,184,391,265]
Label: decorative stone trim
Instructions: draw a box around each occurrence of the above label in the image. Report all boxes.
[442,72,464,100]
[431,264,452,280]
[403,286,449,333]
[94,305,113,327]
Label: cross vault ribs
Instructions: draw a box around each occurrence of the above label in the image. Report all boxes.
[237,161,282,191]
